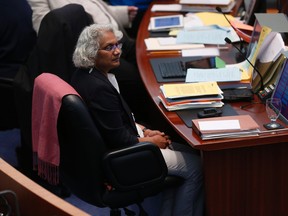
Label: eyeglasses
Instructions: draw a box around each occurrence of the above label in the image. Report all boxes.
[100,43,123,52]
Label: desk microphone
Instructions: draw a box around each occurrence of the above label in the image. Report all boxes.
[215,6,246,55]
[225,37,264,92]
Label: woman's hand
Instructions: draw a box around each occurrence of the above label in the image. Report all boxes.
[139,133,172,149]
[143,129,164,137]
[150,134,172,149]
[128,6,138,22]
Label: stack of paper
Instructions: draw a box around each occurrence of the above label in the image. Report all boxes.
[179,0,236,13]
[144,37,204,51]
[192,115,260,140]
[151,2,235,13]
[179,0,232,5]
[158,81,224,111]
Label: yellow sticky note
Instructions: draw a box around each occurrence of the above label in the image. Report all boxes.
[195,12,235,27]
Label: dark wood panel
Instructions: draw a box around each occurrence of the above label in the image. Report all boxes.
[203,141,288,216]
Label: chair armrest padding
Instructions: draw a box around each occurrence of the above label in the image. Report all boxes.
[103,142,167,191]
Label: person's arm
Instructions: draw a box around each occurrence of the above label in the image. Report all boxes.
[27,0,52,33]
[107,4,136,28]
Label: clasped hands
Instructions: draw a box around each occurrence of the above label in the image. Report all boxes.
[143,129,172,149]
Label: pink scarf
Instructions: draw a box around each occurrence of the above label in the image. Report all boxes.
[32,73,80,185]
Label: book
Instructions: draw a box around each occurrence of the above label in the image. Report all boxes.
[159,96,224,111]
[192,115,260,140]
[151,3,236,13]
[160,81,222,99]
[179,0,232,6]
[159,82,224,111]
[159,92,223,106]
[181,1,235,13]
[158,94,224,111]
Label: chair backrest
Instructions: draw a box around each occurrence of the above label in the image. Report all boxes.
[35,4,93,82]
[58,94,107,207]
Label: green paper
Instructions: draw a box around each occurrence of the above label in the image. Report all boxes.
[215,57,226,68]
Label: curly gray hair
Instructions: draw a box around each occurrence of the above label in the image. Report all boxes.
[73,24,123,68]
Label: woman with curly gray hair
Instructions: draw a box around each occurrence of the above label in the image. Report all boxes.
[71,23,204,216]
[72,23,149,123]
[73,24,123,68]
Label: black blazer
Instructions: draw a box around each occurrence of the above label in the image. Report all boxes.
[71,68,139,150]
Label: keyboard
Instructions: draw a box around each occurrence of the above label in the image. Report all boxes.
[159,61,186,78]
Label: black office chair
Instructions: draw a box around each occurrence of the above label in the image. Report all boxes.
[57,94,173,215]
[0,0,36,130]
[30,72,182,216]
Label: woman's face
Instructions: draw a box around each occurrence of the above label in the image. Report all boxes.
[94,31,122,73]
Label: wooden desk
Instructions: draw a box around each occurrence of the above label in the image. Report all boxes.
[136,2,288,216]
[0,158,89,216]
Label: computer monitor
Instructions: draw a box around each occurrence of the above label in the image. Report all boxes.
[271,53,288,124]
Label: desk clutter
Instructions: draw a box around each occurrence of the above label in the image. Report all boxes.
[146,3,288,97]
[158,81,224,111]
[143,1,288,142]
[147,8,288,111]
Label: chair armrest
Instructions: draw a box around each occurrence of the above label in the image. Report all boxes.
[103,142,167,191]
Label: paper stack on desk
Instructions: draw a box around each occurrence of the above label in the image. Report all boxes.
[144,37,204,51]
[179,0,236,13]
[192,115,260,140]
[158,81,224,111]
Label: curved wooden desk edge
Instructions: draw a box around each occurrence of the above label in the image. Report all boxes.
[0,158,90,216]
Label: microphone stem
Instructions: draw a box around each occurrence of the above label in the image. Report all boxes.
[217,7,244,51]
[233,44,264,92]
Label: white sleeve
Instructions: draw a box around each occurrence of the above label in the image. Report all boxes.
[27,0,52,33]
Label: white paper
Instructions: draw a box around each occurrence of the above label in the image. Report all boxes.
[180,0,231,5]
[144,38,204,51]
[257,33,285,63]
[185,67,241,82]
[157,37,177,45]
[199,120,240,131]
[183,15,204,29]
[182,47,220,57]
[151,4,182,12]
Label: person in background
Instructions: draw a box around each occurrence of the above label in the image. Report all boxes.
[0,0,36,81]
[71,23,204,216]
[27,0,138,35]
[27,0,150,123]
[0,0,36,129]
[106,0,152,38]
[278,0,288,14]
